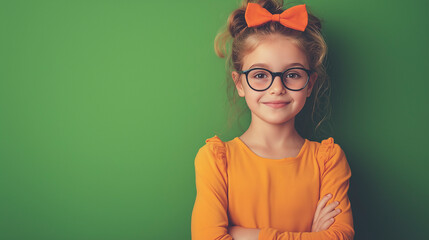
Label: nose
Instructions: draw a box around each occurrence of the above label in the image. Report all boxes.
[269,76,286,94]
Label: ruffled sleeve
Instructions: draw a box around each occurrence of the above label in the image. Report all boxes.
[191,135,232,240]
[316,137,355,239]
[258,137,355,240]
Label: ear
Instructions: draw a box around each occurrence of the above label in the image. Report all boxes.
[232,71,245,97]
[306,72,318,98]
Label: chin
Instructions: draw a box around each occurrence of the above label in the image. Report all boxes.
[263,116,295,125]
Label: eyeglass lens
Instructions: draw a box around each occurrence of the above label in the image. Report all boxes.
[247,68,309,90]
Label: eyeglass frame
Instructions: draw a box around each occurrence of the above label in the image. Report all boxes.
[237,67,314,92]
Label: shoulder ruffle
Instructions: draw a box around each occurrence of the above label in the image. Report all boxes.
[205,135,227,163]
[317,137,335,164]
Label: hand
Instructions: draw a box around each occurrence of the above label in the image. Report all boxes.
[228,225,260,240]
[311,193,342,232]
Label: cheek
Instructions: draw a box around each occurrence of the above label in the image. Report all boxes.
[243,89,263,105]
[291,92,309,106]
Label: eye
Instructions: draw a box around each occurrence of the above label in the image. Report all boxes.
[251,71,269,79]
[286,72,301,78]
[254,73,268,79]
[248,69,271,81]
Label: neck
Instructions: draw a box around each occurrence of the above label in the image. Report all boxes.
[241,113,304,148]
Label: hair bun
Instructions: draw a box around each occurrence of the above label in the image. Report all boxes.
[228,8,247,38]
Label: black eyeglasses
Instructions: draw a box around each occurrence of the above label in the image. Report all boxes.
[238,67,314,91]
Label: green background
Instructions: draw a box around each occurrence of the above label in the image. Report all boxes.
[1,0,428,239]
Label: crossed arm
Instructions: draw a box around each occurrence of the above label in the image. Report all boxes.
[227,226,261,240]
[226,192,343,240]
[191,142,354,240]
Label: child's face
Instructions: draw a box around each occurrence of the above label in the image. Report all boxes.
[232,34,317,125]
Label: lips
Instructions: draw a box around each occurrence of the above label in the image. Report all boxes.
[264,101,289,104]
[263,101,290,108]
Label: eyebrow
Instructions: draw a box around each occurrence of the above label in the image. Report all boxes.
[248,62,306,70]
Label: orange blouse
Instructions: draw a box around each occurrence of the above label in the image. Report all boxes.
[191,135,354,240]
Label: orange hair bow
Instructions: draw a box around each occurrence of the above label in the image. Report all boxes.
[244,3,308,31]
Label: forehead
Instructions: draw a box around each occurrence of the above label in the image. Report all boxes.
[242,35,309,70]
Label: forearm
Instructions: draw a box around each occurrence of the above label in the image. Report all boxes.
[228,225,354,240]
[228,226,260,240]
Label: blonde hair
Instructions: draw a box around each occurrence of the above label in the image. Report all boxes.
[214,0,333,140]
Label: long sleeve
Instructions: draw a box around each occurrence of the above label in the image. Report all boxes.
[191,136,232,240]
[258,138,355,240]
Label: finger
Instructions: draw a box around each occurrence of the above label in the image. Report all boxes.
[314,194,332,221]
[320,218,335,231]
[311,221,319,232]
[313,194,332,222]
[319,208,341,223]
[319,200,340,218]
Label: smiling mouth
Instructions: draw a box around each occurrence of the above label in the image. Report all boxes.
[263,102,290,108]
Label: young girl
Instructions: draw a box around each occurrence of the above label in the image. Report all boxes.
[191,0,354,239]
